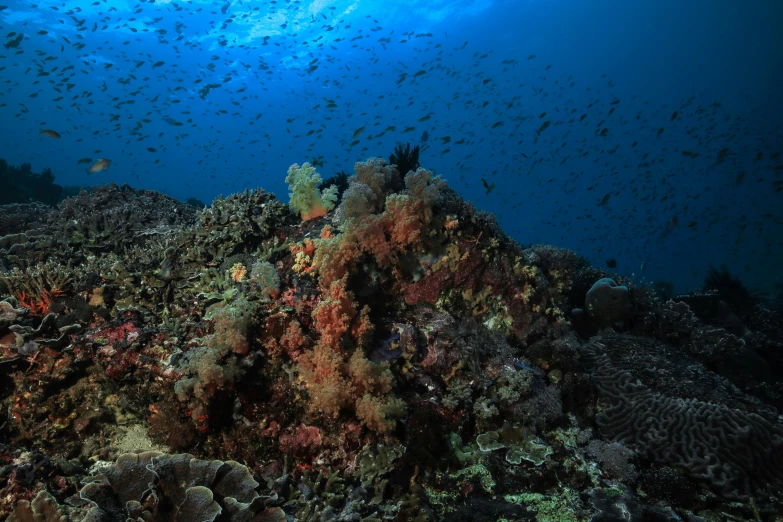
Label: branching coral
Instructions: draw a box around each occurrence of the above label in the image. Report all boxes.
[1,259,73,316]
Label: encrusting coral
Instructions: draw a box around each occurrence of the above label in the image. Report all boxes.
[8,452,286,522]
[2,158,783,521]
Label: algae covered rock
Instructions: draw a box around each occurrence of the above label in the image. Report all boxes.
[584,277,632,329]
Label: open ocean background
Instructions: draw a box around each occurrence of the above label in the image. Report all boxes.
[1,0,781,295]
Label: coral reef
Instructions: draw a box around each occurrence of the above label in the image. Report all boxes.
[7,451,285,522]
[580,335,783,498]
[2,159,783,521]
[0,158,63,206]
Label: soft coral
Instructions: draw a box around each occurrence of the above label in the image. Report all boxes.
[311,166,445,288]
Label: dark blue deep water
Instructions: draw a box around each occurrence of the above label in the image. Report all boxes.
[1,0,781,294]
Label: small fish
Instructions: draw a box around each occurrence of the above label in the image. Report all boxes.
[88,159,111,173]
[4,33,23,49]
[352,126,365,138]
[715,147,730,164]
[76,157,92,164]
[480,177,495,195]
[606,259,617,269]
[39,129,61,138]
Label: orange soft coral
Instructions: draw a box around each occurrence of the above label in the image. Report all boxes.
[347,350,393,396]
[355,394,406,433]
[290,238,317,258]
[280,319,307,360]
[310,166,444,290]
[297,342,353,416]
[311,277,357,348]
[385,193,429,248]
[351,305,374,348]
[310,233,360,288]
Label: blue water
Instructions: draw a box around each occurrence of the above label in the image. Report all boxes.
[1,0,781,294]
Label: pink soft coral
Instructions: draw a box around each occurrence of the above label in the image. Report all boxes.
[279,423,322,457]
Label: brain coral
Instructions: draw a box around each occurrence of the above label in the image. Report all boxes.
[580,335,783,498]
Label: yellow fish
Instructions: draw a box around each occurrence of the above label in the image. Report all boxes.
[39,129,61,138]
[88,159,111,173]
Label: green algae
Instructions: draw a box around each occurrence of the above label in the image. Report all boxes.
[504,488,588,522]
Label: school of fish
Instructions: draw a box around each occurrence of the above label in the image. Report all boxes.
[0,1,780,292]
